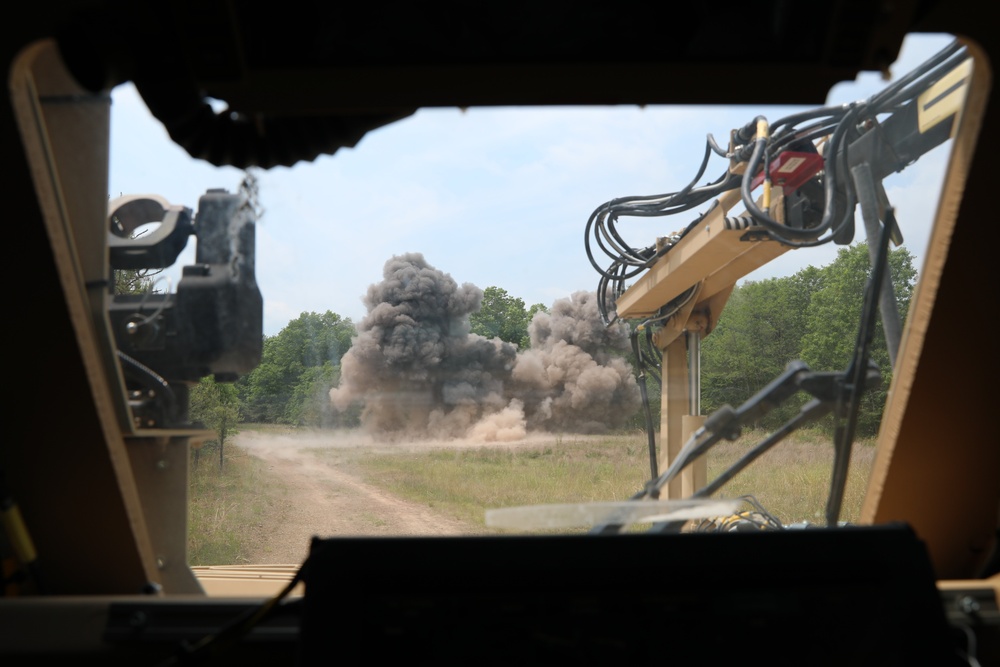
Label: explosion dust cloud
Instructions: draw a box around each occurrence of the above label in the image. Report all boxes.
[329,253,641,441]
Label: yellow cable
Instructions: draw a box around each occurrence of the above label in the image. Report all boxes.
[1,502,37,565]
[756,118,771,214]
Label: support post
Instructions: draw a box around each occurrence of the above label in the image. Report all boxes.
[851,162,903,368]
[657,324,708,499]
[681,329,707,497]
[658,337,688,500]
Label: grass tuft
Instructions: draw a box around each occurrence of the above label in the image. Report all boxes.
[187,444,289,565]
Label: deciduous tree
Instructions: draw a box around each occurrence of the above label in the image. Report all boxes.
[699,242,916,437]
[238,311,356,425]
[190,376,241,469]
[469,286,535,348]
[800,242,917,434]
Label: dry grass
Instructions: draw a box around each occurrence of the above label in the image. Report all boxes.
[341,428,877,531]
[188,427,879,564]
[187,443,290,565]
[706,430,877,525]
[347,433,652,530]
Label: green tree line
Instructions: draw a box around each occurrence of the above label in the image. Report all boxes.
[236,311,357,427]
[188,241,916,447]
[691,241,915,437]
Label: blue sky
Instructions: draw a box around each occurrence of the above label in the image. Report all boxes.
[108,33,957,337]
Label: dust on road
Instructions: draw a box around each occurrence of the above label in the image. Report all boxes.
[233,429,544,565]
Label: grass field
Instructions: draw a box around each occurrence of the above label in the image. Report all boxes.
[336,428,877,532]
[188,426,878,564]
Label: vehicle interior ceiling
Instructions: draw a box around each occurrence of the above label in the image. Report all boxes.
[2,0,998,663]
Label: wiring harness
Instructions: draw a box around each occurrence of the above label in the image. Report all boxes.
[691,495,784,533]
[585,39,968,328]
[586,38,969,526]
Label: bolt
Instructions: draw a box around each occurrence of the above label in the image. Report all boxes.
[141,582,163,595]
[957,595,980,615]
[156,459,168,471]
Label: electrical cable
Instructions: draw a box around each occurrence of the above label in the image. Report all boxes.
[739,102,862,242]
[868,41,966,110]
[631,330,659,479]
[586,38,966,295]
[953,622,983,667]
[738,40,966,246]
[691,495,784,532]
[156,558,307,665]
[118,350,178,420]
[824,205,895,525]
[0,470,43,596]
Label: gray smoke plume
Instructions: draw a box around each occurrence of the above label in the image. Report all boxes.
[330,253,640,440]
[510,290,640,434]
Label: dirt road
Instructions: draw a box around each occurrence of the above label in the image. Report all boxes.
[233,430,492,565]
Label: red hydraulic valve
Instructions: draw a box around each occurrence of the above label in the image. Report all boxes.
[750,151,824,192]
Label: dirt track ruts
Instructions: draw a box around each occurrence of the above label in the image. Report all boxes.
[234,430,490,565]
